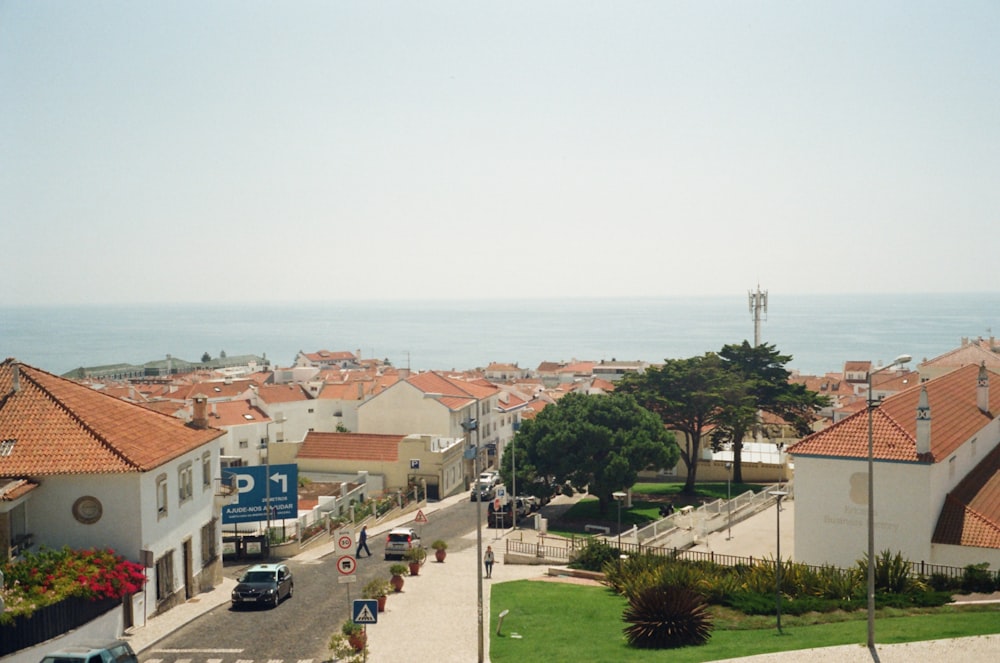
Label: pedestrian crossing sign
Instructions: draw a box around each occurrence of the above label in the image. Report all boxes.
[353,599,378,624]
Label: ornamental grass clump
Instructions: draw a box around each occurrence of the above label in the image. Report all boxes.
[0,546,146,622]
[622,585,713,649]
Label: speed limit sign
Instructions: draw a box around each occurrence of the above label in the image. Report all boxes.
[337,529,354,552]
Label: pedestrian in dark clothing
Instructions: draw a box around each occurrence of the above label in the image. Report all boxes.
[356,525,371,557]
[483,545,495,578]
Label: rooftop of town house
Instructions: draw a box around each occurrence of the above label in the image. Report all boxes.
[789,363,1000,464]
[202,400,270,427]
[297,432,405,462]
[0,358,224,476]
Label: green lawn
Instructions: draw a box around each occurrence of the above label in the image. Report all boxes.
[489,581,1000,663]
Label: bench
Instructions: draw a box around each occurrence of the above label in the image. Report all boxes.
[584,524,610,534]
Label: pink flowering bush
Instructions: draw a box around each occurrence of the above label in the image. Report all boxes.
[1,546,146,623]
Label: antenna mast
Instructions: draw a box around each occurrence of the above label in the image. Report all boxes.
[749,284,768,347]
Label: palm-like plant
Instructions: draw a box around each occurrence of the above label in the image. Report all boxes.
[622,585,713,649]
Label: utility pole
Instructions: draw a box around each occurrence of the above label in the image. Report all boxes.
[749,284,768,443]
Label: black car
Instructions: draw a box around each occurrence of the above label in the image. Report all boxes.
[231,563,294,609]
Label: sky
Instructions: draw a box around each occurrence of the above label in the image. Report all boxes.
[2,2,999,306]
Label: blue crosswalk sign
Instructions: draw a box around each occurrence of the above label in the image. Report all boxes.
[352,599,378,624]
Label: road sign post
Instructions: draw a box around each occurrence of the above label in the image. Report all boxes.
[353,599,378,625]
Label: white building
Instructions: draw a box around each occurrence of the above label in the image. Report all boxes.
[790,363,1000,571]
[0,359,228,622]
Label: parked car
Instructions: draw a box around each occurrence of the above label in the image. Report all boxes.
[384,526,421,560]
[470,481,496,502]
[39,639,137,663]
[231,563,294,609]
[478,470,499,487]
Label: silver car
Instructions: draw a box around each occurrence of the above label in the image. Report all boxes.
[384,527,421,560]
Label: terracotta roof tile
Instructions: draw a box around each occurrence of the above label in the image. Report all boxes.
[789,364,1000,464]
[933,442,1000,548]
[1,359,224,475]
[297,432,403,462]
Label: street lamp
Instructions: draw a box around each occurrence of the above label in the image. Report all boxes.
[769,489,788,634]
[866,353,911,648]
[461,415,484,663]
[725,462,733,540]
[612,491,627,550]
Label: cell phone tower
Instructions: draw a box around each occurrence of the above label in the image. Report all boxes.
[749,284,768,347]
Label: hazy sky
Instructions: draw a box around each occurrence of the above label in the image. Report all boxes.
[2,2,998,305]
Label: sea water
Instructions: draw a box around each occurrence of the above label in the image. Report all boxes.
[2,293,998,377]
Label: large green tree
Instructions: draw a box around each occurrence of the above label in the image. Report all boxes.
[716,341,830,482]
[503,391,678,514]
[617,353,746,494]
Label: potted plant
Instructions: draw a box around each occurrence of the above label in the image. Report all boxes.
[340,619,367,653]
[389,562,408,592]
[328,631,366,662]
[431,539,448,562]
[362,577,391,612]
[404,546,427,576]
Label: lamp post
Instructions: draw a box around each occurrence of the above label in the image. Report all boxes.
[769,489,788,634]
[725,461,733,540]
[461,415,484,663]
[612,491,627,550]
[866,353,911,649]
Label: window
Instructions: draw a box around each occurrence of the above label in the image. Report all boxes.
[178,462,193,503]
[155,551,174,602]
[156,474,168,518]
[202,452,212,490]
[239,438,248,449]
[201,518,218,564]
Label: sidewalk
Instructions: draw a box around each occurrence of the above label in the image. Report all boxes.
[122,494,1000,662]
[124,491,475,654]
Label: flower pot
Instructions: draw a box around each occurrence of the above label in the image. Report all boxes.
[435,548,447,563]
[377,594,387,612]
[390,574,404,592]
[348,631,367,652]
[408,561,421,576]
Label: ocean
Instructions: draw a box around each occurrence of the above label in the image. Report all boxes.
[2,293,999,377]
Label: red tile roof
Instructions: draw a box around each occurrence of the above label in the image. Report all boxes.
[406,372,498,410]
[255,383,313,403]
[789,364,1000,464]
[297,432,403,462]
[1,359,224,475]
[933,442,1000,548]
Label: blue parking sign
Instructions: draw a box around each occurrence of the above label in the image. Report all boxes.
[221,464,298,524]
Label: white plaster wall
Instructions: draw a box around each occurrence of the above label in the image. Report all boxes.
[357,383,452,435]
[794,456,934,568]
[931,542,1000,570]
[29,473,142,557]
[137,445,219,601]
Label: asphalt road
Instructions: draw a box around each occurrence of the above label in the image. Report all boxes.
[140,499,482,662]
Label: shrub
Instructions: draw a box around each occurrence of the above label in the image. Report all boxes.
[569,539,619,571]
[961,563,997,594]
[623,585,713,649]
[0,546,146,622]
[724,591,777,616]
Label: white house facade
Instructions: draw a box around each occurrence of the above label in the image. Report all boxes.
[790,363,1000,571]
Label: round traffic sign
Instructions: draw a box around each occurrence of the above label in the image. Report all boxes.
[337,555,357,575]
[338,534,353,550]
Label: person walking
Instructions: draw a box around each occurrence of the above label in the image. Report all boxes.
[356,525,371,558]
[483,545,495,578]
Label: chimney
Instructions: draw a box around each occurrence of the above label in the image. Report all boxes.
[192,395,209,429]
[977,362,989,414]
[916,386,931,455]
